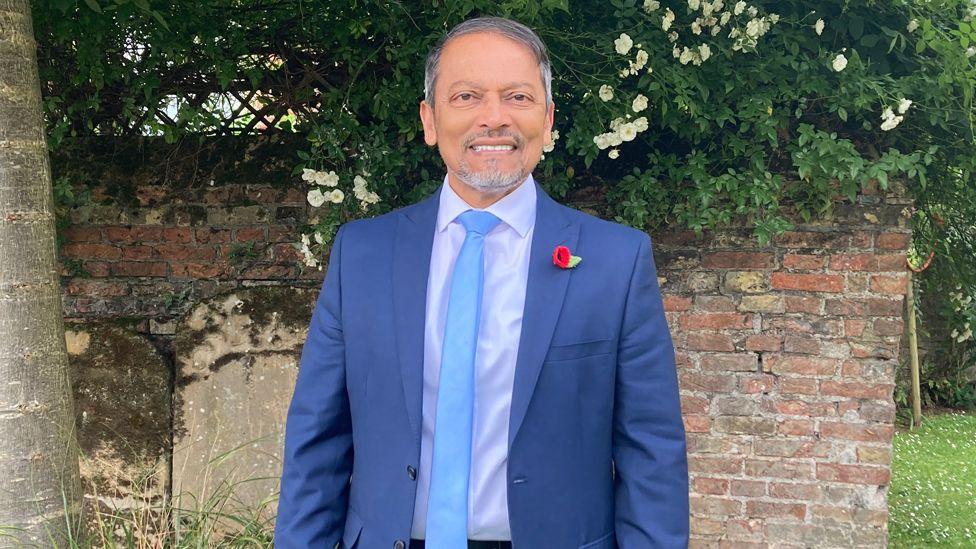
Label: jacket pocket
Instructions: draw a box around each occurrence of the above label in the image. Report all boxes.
[545,338,614,362]
[341,506,363,548]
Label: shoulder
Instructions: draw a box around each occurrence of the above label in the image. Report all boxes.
[554,199,651,250]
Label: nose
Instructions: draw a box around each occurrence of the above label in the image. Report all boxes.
[476,93,510,130]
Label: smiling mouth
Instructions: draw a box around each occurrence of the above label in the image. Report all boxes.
[470,144,516,153]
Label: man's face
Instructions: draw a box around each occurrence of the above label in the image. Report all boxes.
[420,32,554,195]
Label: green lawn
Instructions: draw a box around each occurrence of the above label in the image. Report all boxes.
[889,411,976,547]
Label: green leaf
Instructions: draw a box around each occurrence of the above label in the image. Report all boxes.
[83,0,102,12]
[838,107,848,121]
[568,255,582,268]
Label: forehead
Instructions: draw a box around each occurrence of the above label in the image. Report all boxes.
[437,32,544,90]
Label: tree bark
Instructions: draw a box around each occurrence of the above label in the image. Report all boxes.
[0,1,83,546]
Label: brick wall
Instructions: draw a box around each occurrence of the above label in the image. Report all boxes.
[55,139,910,547]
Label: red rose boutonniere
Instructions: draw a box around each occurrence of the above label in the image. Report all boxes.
[552,245,582,269]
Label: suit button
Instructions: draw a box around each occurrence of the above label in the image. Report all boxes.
[407,465,417,480]
[394,540,406,549]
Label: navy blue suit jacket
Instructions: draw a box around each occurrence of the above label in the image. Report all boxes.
[275,181,689,548]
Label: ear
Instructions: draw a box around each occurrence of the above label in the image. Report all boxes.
[419,100,437,146]
[542,101,555,145]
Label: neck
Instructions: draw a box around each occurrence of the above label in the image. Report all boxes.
[447,173,525,209]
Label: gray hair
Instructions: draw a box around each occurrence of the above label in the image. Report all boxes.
[423,16,553,107]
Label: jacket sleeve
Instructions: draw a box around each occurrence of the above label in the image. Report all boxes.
[613,232,689,547]
[275,224,353,549]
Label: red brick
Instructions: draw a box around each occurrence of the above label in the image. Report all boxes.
[679,313,753,330]
[746,501,806,521]
[162,227,193,243]
[729,479,766,497]
[769,482,822,500]
[816,463,890,485]
[877,232,910,250]
[693,477,730,495]
[235,227,267,242]
[64,280,129,297]
[663,295,693,312]
[64,226,101,242]
[700,353,758,372]
[702,251,775,269]
[136,185,168,206]
[738,374,775,394]
[870,274,908,295]
[171,262,228,279]
[745,335,780,352]
[683,415,711,433]
[785,296,821,314]
[195,228,232,243]
[268,226,297,243]
[765,355,839,376]
[724,518,765,540]
[62,243,122,260]
[779,377,819,395]
[273,243,303,262]
[783,335,821,355]
[820,380,893,400]
[122,245,153,260]
[153,244,216,261]
[103,226,132,243]
[240,265,294,279]
[686,332,735,352]
[851,231,874,248]
[690,496,742,516]
[876,253,907,271]
[783,254,826,270]
[866,298,903,316]
[774,231,849,250]
[130,226,164,243]
[680,373,737,393]
[689,455,744,475]
[83,261,109,277]
[745,458,815,480]
[695,295,736,311]
[820,421,894,443]
[767,399,836,418]
[845,319,866,337]
[771,273,844,293]
[777,419,816,436]
[872,318,904,337]
[828,253,876,271]
[109,261,168,277]
[680,395,709,414]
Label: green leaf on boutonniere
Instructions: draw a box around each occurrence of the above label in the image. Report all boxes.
[568,255,582,268]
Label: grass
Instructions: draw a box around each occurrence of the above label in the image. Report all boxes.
[889,410,976,547]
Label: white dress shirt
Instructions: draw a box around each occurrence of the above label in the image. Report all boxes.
[410,174,537,540]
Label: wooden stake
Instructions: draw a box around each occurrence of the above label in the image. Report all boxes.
[906,270,923,429]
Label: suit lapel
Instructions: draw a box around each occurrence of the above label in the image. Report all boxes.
[393,187,440,442]
[508,184,579,450]
[392,181,579,451]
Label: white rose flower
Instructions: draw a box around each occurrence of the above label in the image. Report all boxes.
[364,191,380,204]
[689,0,701,10]
[769,13,779,24]
[897,98,913,114]
[615,33,634,55]
[644,0,660,11]
[632,94,649,112]
[907,19,919,33]
[301,233,311,246]
[618,123,638,141]
[691,19,702,35]
[313,232,324,244]
[746,18,762,37]
[609,132,623,146]
[599,85,614,102]
[733,1,746,15]
[673,44,682,58]
[608,149,620,159]
[610,117,626,131]
[702,1,714,17]
[747,5,758,17]
[679,46,695,65]
[353,174,367,191]
[315,170,340,187]
[815,18,825,35]
[543,141,555,153]
[831,53,848,71]
[967,46,976,57]
[713,0,724,10]
[662,8,675,31]
[301,168,317,182]
[669,31,679,42]
[712,25,722,36]
[635,49,649,69]
[634,116,649,132]
[307,188,326,207]
[720,11,731,25]
[328,189,345,203]
[551,129,560,141]
[698,44,712,62]
[880,114,903,131]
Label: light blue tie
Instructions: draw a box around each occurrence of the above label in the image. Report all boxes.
[425,209,502,548]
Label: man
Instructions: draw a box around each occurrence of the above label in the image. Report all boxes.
[275,16,689,549]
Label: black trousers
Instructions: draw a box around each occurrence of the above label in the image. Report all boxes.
[409,540,512,549]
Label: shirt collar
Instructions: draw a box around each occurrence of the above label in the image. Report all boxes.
[436,173,537,238]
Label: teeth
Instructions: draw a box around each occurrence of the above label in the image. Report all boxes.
[472,145,514,151]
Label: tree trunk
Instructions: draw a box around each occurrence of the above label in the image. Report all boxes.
[0,1,83,546]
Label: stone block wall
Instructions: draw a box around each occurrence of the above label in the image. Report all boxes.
[55,139,911,547]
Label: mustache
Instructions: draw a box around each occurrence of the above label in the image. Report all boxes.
[462,130,524,149]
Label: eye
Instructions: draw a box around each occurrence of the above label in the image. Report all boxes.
[456,92,475,101]
[511,93,529,102]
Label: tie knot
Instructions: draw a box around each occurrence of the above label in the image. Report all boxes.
[457,209,501,236]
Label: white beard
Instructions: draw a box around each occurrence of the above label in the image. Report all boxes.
[455,160,527,195]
